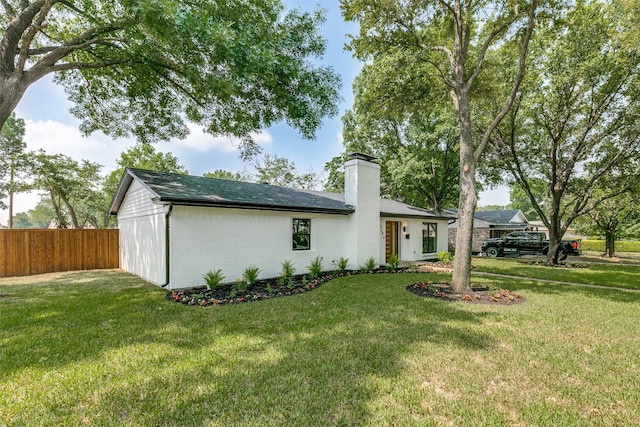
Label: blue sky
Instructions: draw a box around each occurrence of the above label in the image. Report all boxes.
[2,0,506,225]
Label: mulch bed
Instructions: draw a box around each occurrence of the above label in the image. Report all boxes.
[167,268,421,306]
[167,274,334,306]
[167,263,525,307]
[406,281,525,305]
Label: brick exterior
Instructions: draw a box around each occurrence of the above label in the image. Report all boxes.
[448,227,490,254]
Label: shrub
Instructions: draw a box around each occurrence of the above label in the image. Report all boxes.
[234,279,247,292]
[334,257,349,273]
[242,265,261,286]
[279,260,296,285]
[437,250,454,263]
[581,240,640,253]
[387,254,400,270]
[307,256,323,279]
[361,256,378,271]
[203,269,225,290]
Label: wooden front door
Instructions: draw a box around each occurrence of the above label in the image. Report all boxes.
[385,221,399,262]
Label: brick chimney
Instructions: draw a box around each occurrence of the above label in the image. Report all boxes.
[344,153,380,268]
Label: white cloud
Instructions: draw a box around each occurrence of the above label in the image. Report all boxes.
[24,119,132,172]
[0,120,275,224]
[173,123,273,153]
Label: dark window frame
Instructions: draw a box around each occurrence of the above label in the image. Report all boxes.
[292,218,311,251]
[422,222,437,254]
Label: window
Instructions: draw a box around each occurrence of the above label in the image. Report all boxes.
[292,218,311,250]
[422,223,437,254]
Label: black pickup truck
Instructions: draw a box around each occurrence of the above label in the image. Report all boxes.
[481,231,581,260]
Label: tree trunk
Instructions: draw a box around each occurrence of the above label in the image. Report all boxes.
[546,191,564,264]
[8,191,13,229]
[60,193,81,229]
[0,77,29,131]
[546,237,561,265]
[7,165,15,228]
[605,227,616,257]
[451,91,475,293]
[49,190,67,228]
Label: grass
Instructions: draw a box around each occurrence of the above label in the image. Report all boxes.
[1,268,640,425]
[472,257,640,290]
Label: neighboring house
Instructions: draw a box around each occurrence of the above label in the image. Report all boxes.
[527,220,583,240]
[109,153,455,289]
[448,209,529,253]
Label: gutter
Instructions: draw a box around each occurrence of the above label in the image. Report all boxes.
[162,202,173,288]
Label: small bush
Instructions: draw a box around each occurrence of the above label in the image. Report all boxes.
[203,269,225,290]
[280,260,296,285]
[334,257,349,273]
[242,265,261,286]
[387,254,400,270]
[307,256,323,279]
[437,250,454,263]
[234,279,247,292]
[361,256,378,271]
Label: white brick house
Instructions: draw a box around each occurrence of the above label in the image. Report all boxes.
[109,153,455,289]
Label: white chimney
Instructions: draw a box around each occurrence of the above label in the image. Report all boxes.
[344,153,380,268]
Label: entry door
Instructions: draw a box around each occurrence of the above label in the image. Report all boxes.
[385,221,400,262]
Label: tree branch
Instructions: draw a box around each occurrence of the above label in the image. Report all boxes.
[0,0,47,76]
[474,0,537,161]
[1,0,16,18]
[17,0,55,72]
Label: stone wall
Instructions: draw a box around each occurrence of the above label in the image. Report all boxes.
[448,227,490,254]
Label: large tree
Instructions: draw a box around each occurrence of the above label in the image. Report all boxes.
[339,103,460,212]
[32,151,103,228]
[342,0,539,291]
[12,198,56,228]
[488,0,640,263]
[253,153,320,190]
[0,0,340,156]
[507,180,545,221]
[0,112,30,227]
[574,188,640,257]
[329,35,461,211]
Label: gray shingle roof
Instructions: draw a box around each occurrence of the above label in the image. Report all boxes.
[474,209,525,224]
[109,169,354,215]
[109,168,456,220]
[299,191,456,220]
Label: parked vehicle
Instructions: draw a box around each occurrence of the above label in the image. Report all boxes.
[481,231,581,260]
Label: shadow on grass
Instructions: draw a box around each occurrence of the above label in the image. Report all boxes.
[1,271,498,425]
[474,273,640,305]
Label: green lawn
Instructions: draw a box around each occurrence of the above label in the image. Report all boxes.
[472,257,640,290]
[1,268,640,426]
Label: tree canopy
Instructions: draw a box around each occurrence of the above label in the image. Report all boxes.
[0,0,341,157]
[0,112,30,227]
[253,154,320,190]
[342,0,540,291]
[487,0,640,263]
[32,151,103,228]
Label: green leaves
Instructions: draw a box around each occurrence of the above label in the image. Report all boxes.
[1,0,341,156]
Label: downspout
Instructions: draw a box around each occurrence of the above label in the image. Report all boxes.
[162,203,173,288]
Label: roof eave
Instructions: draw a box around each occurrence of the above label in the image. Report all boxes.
[108,171,135,215]
[157,198,354,215]
[381,212,454,220]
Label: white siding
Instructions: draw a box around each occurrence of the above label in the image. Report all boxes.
[168,206,351,289]
[380,217,449,262]
[117,180,167,285]
[344,158,381,268]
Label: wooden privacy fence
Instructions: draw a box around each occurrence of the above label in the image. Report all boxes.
[0,229,119,278]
